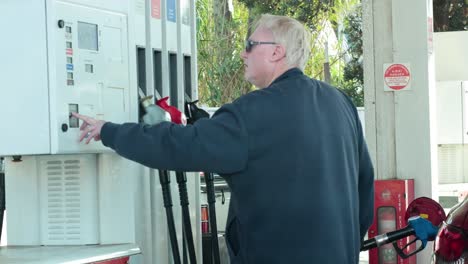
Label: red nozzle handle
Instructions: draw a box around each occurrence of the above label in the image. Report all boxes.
[156,97,187,125]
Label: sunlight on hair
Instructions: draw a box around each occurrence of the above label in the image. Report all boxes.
[253,14,311,70]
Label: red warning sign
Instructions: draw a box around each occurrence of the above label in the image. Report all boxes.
[383,63,411,91]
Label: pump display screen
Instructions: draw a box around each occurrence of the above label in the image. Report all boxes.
[78,22,98,51]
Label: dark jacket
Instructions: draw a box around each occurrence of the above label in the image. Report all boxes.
[101,68,374,263]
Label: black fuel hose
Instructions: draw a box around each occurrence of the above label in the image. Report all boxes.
[159,169,181,264]
[0,157,4,241]
[361,226,414,251]
[176,171,197,264]
[204,172,221,264]
[0,171,5,240]
[184,100,220,263]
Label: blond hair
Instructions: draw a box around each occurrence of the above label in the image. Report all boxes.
[253,14,311,70]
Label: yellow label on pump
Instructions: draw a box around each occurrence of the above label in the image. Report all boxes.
[420,213,429,219]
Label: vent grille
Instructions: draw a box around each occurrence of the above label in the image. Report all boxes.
[45,159,82,241]
[438,145,466,184]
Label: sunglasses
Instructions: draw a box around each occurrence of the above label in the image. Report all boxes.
[244,39,277,52]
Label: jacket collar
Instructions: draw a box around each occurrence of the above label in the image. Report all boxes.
[268,68,303,87]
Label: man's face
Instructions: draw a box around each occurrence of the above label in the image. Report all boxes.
[241,27,277,88]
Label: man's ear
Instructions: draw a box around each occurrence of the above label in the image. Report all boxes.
[270,44,286,62]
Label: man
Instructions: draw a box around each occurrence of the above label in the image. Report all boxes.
[74,14,374,264]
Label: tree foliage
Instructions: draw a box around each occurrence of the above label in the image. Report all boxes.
[238,0,332,28]
[196,0,251,106]
[197,0,467,108]
[197,0,364,106]
[433,0,467,32]
[340,4,363,107]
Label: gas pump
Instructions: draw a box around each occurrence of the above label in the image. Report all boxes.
[0,1,140,262]
[0,0,200,263]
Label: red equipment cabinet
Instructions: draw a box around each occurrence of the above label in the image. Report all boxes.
[94,257,130,264]
[368,179,416,264]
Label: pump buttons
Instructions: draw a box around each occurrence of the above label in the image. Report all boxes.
[58,19,65,28]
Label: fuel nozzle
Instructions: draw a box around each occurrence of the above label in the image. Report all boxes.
[156,97,187,126]
[184,100,210,124]
[361,197,446,259]
[140,95,171,125]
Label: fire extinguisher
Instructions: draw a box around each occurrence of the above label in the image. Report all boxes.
[378,207,397,264]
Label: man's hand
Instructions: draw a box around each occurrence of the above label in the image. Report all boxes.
[71,112,106,144]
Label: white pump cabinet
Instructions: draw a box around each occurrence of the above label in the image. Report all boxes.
[0,1,132,156]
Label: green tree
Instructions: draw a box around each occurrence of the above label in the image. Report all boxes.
[196,0,467,108]
[197,0,362,106]
[433,0,467,32]
[340,4,363,107]
[238,0,331,29]
[196,0,251,106]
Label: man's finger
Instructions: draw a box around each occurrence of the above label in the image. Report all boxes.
[85,130,97,144]
[78,130,88,143]
[72,113,103,144]
[72,112,94,125]
[72,112,95,131]
[78,126,93,143]
[79,120,88,131]
[71,112,84,119]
